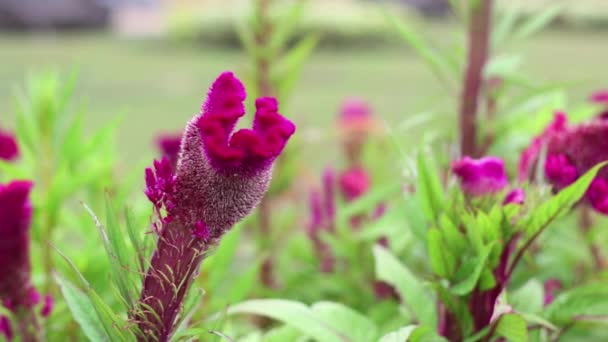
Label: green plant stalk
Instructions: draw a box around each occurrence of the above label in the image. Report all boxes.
[254,0,278,288]
[579,207,606,270]
[459,0,493,157]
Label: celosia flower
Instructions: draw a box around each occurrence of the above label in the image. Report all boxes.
[0,129,18,162]
[339,97,373,129]
[452,156,508,196]
[307,168,337,273]
[339,167,371,202]
[527,115,608,215]
[518,112,568,181]
[0,181,34,303]
[137,71,294,339]
[156,133,182,170]
[338,98,378,166]
[0,180,51,339]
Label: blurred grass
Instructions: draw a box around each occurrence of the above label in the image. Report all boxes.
[0,29,606,171]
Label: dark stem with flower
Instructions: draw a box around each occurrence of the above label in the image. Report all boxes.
[134,72,294,341]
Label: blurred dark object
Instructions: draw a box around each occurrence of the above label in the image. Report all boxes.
[0,0,109,30]
[379,0,450,17]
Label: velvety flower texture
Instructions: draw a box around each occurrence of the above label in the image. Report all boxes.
[521,112,608,214]
[452,156,509,196]
[156,133,182,170]
[0,181,34,304]
[0,130,19,162]
[0,181,52,340]
[138,72,294,341]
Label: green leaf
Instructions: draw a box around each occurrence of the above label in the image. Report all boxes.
[416,152,444,223]
[226,299,344,342]
[373,245,436,328]
[378,325,416,342]
[268,0,307,55]
[512,5,562,41]
[275,33,320,102]
[451,243,495,295]
[311,302,377,342]
[339,181,401,223]
[428,228,455,278]
[383,10,454,84]
[545,283,608,325]
[510,280,543,314]
[494,314,528,342]
[56,275,108,342]
[438,214,466,256]
[521,162,607,238]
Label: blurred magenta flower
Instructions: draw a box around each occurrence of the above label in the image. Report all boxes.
[503,188,525,205]
[544,154,578,190]
[339,167,371,201]
[519,111,608,214]
[156,133,182,170]
[338,98,378,166]
[543,279,562,306]
[0,130,18,162]
[589,89,608,104]
[0,180,51,339]
[518,112,568,181]
[0,181,35,303]
[339,97,373,128]
[307,168,337,273]
[452,156,508,196]
[137,71,294,339]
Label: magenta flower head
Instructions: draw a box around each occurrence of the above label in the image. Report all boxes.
[0,180,50,339]
[156,133,182,170]
[339,167,371,202]
[339,97,373,128]
[138,71,295,339]
[0,181,34,303]
[338,98,379,166]
[0,129,19,162]
[543,118,608,214]
[452,156,508,196]
[518,112,568,181]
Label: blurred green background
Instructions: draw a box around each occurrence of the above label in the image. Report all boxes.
[0,0,606,171]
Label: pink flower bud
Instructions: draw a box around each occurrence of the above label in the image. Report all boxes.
[452,156,508,196]
[503,188,525,205]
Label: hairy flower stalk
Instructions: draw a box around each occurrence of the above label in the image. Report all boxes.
[0,181,52,341]
[136,72,295,340]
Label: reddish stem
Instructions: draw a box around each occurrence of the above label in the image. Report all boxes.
[459,0,493,157]
[135,222,207,341]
